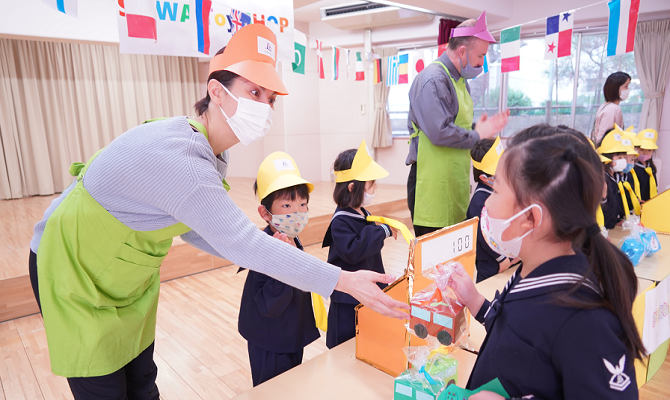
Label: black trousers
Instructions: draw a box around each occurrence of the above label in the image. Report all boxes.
[407,163,443,237]
[247,343,303,387]
[30,251,160,400]
[325,302,357,349]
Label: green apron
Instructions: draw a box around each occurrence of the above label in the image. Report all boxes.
[410,61,474,228]
[37,119,220,377]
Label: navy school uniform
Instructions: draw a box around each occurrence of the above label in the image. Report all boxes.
[466,182,507,283]
[238,226,320,386]
[468,254,637,399]
[602,172,634,229]
[633,161,657,202]
[322,207,390,349]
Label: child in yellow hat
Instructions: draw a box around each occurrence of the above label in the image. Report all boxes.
[633,129,659,201]
[322,140,396,349]
[238,151,324,386]
[466,136,515,282]
[598,128,640,228]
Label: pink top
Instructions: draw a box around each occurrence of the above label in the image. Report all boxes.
[593,102,624,145]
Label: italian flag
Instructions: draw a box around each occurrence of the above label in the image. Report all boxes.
[332,46,340,80]
[355,52,365,81]
[501,26,521,73]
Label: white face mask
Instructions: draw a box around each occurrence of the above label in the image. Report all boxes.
[612,158,627,172]
[267,210,309,238]
[620,88,630,101]
[218,83,273,146]
[362,191,375,207]
[480,204,543,258]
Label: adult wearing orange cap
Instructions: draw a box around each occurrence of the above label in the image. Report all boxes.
[29,24,406,399]
[406,12,509,237]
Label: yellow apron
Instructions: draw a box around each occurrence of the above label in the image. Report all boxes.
[410,61,473,228]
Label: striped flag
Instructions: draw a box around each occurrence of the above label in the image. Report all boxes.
[386,55,399,86]
[316,39,325,79]
[501,26,521,73]
[607,0,640,57]
[355,52,365,81]
[398,53,409,84]
[332,46,340,80]
[42,0,78,17]
[344,49,350,79]
[372,56,382,84]
[191,0,212,55]
[545,10,574,60]
[124,0,157,40]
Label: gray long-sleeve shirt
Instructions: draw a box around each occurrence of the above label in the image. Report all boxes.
[405,52,480,165]
[31,117,341,298]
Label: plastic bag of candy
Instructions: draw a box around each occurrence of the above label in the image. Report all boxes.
[393,345,459,400]
[408,261,471,349]
[618,216,660,266]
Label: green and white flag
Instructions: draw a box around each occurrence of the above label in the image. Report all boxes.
[355,52,365,81]
[292,29,306,75]
[501,25,521,73]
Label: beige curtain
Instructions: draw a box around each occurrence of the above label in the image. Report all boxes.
[371,47,397,149]
[0,38,200,200]
[634,19,670,132]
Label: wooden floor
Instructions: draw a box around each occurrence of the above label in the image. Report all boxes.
[1,178,669,399]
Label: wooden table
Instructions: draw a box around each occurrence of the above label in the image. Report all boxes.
[234,264,657,399]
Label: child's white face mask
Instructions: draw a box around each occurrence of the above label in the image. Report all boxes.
[362,191,375,207]
[480,204,542,258]
[267,209,309,238]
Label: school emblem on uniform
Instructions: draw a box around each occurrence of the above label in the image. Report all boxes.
[603,355,630,391]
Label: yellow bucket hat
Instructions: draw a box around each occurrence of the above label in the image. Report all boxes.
[588,138,611,163]
[472,136,504,175]
[334,140,389,183]
[598,125,634,155]
[637,129,659,150]
[256,152,314,201]
[622,126,643,147]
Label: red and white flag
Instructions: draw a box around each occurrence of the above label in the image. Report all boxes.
[316,39,325,79]
[355,52,365,81]
[545,10,574,59]
[124,0,157,40]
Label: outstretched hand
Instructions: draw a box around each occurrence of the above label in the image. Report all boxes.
[335,270,409,319]
[273,231,292,245]
[475,110,510,139]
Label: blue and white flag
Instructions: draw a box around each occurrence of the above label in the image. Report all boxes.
[386,55,399,86]
[42,0,78,17]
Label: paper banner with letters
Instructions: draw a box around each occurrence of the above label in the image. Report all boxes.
[117,0,294,61]
[643,278,670,354]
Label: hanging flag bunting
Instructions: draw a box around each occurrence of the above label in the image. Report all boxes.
[332,46,341,80]
[438,43,448,57]
[372,56,382,84]
[292,29,306,75]
[471,55,489,80]
[398,53,409,84]
[316,39,325,79]
[501,26,521,73]
[607,0,640,56]
[42,0,78,17]
[124,0,158,40]
[190,0,212,55]
[545,10,574,60]
[344,48,351,79]
[228,9,252,34]
[386,55,399,86]
[355,52,365,81]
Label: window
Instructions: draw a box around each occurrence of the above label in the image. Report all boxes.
[386,33,643,139]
